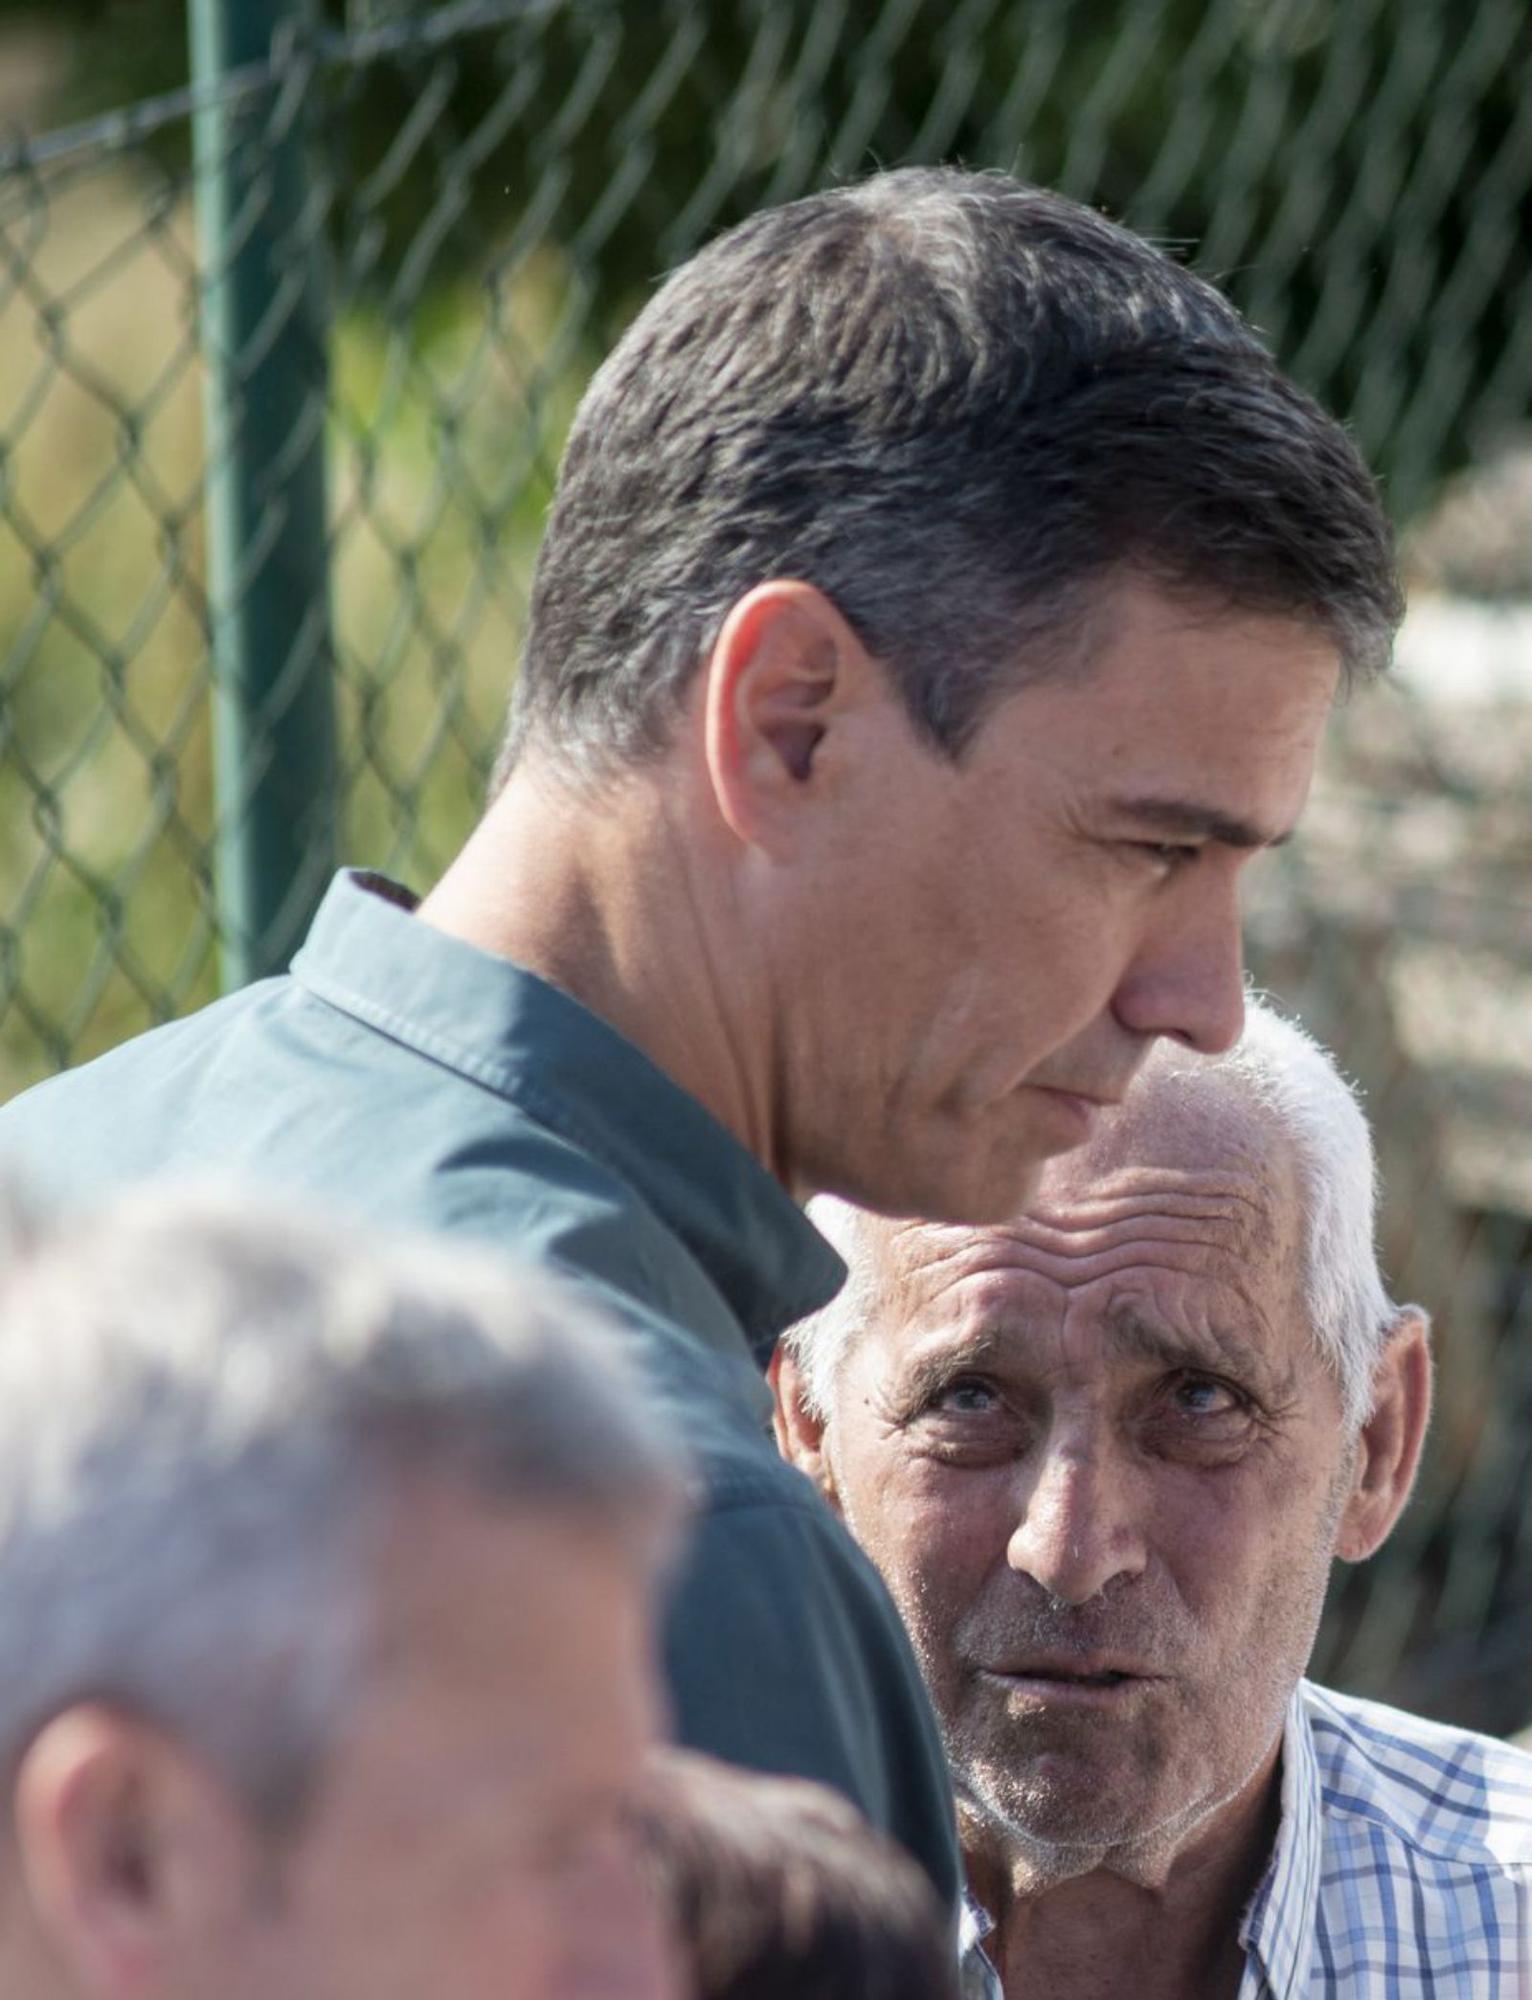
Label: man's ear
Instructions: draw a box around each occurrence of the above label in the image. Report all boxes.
[768,1344,842,1513]
[14,1704,255,1995]
[702,580,878,849]
[1336,1306,1433,1562]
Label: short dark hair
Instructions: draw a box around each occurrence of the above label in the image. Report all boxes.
[503,166,1400,778]
[628,1750,959,2000]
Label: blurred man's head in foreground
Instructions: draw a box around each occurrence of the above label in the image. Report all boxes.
[0,1187,686,2000]
[777,1001,1430,1900]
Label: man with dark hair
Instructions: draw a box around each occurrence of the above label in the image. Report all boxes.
[0,168,1400,1902]
[506,176,1394,782]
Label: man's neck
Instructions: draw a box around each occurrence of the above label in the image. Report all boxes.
[971,1753,1282,2000]
[417,757,783,1178]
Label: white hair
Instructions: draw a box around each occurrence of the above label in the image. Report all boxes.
[1170,999,1398,1429]
[0,1183,684,1825]
[792,998,1402,1433]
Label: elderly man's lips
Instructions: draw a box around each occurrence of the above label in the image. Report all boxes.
[984,1664,1168,1712]
[978,1662,1166,1703]
[984,1655,1155,1678]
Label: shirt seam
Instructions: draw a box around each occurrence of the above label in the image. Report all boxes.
[295,962,627,1163]
[293,960,810,1351]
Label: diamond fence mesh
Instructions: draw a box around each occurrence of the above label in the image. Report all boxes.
[2,0,1532,1727]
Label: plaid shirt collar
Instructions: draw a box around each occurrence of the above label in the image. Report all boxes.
[962,1680,1532,1998]
[1244,1679,1532,1997]
[956,1699,1314,2000]
[958,1883,1001,2000]
[1238,1682,1325,1998]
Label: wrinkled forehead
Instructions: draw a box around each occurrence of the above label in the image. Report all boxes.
[869,1085,1308,1347]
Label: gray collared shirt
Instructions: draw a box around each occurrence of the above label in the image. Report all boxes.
[0,868,959,1902]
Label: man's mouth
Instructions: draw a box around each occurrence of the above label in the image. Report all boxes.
[1024,1668,1133,1687]
[980,1659,1160,1699]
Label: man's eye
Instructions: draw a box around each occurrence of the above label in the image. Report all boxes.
[1130,840,1200,872]
[904,1376,1024,1462]
[929,1377,999,1416]
[1168,1375,1242,1419]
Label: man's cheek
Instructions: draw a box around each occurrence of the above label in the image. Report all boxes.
[911,1544,1003,1653]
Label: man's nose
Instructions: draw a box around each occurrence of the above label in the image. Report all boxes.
[1110,864,1247,1056]
[1005,1425,1147,1605]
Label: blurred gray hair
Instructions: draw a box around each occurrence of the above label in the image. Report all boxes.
[0,1184,685,1827]
[791,999,1403,1434]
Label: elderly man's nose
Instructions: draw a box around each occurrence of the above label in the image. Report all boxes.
[1005,1438,1145,1605]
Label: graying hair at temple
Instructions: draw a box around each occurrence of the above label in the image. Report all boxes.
[503,166,1401,782]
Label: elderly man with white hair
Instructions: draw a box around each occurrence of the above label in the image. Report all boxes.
[774,999,1532,1999]
[0,1186,684,2000]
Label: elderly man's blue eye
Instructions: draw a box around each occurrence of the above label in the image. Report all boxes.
[934,1380,998,1413]
[1174,1378,1239,1415]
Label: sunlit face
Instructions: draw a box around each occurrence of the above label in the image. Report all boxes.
[810,1101,1360,1886]
[787,574,1340,1223]
[213,1485,678,2000]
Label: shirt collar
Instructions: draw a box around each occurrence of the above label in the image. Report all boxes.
[958,1713,1315,2000]
[290,871,847,1357]
[958,1889,1002,2000]
[1239,1683,1323,2000]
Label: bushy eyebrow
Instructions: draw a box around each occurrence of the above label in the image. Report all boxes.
[894,1329,1016,1410]
[1109,795,1293,851]
[895,1307,1271,1404]
[1102,1302,1267,1385]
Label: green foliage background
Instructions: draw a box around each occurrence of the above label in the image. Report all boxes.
[3,0,1529,1129]
[5,0,1529,1089]
[15,0,1532,517]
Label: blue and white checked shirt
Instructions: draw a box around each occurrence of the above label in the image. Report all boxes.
[960,1678,1532,1997]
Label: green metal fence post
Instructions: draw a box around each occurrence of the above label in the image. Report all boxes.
[190,0,337,987]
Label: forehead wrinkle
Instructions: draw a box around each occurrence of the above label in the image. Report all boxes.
[859,1155,1306,1368]
[880,1217,1038,1313]
[884,1216,989,1270]
[1018,1167,1284,1269]
[901,1271,1277,1386]
[887,1207,1306,1396]
[1099,1292,1274,1386]
[872,1194,1282,1357]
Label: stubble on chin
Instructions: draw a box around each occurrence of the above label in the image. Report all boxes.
[957,1770,1121,1894]
[953,1729,1263,1900]
[946,1699,1180,1893]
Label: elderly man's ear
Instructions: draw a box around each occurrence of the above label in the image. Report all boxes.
[1335,1306,1433,1563]
[769,1347,843,1513]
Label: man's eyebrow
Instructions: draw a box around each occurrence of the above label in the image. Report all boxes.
[896,1328,1014,1403]
[1109,796,1293,851]
[1104,1304,1265,1381]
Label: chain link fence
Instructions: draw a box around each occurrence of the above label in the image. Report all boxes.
[2,0,1532,1727]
